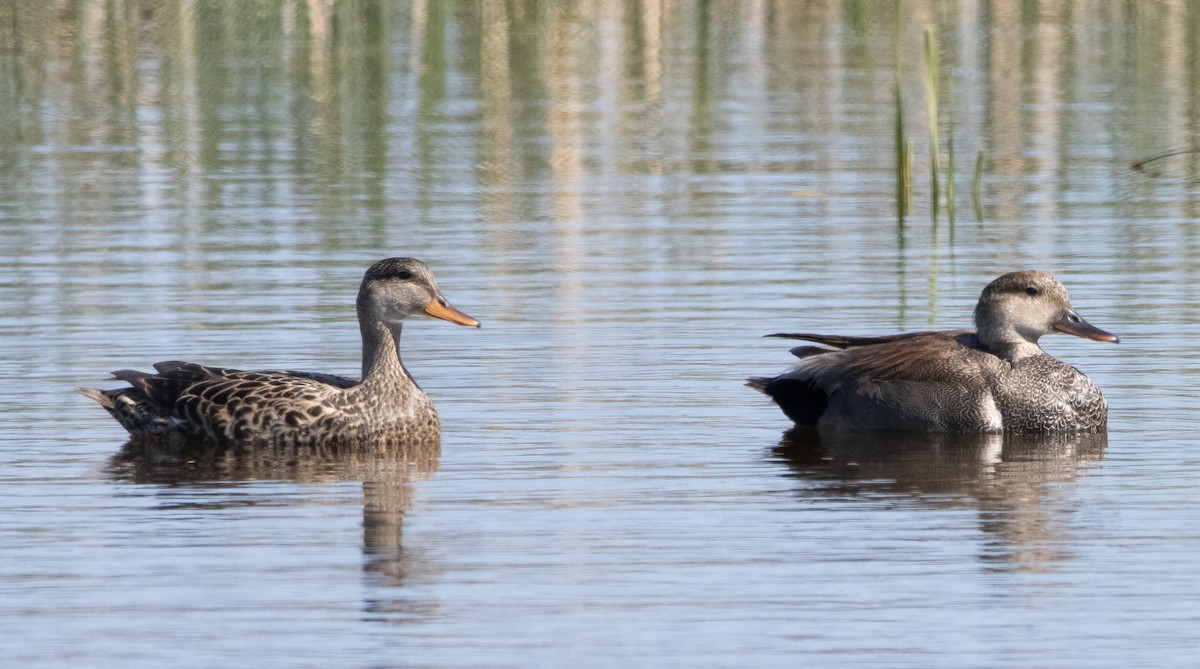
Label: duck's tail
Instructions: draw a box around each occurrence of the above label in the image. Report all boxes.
[76,386,112,406]
[746,375,828,427]
[745,376,770,392]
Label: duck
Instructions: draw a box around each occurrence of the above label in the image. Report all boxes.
[77,257,479,449]
[748,270,1118,433]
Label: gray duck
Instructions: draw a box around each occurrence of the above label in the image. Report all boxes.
[749,270,1118,433]
[78,257,479,449]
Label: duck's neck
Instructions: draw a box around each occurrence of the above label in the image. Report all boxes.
[976,312,1047,362]
[359,319,416,388]
[980,336,1045,362]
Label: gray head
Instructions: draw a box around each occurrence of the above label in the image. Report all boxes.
[357,257,479,329]
[973,270,1117,349]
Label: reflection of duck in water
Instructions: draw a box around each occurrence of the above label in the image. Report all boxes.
[78,258,479,452]
[750,271,1118,433]
[109,440,440,588]
[774,429,1106,497]
[772,428,1108,569]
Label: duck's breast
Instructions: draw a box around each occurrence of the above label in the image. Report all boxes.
[988,355,1107,432]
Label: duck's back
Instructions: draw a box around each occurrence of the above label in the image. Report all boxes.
[814,332,1009,432]
[83,361,443,448]
[753,332,1002,432]
[752,331,1108,433]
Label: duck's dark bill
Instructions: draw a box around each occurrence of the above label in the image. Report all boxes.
[1053,314,1119,343]
[424,298,480,328]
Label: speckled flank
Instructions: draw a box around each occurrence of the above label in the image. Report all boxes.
[77,258,476,453]
[751,270,1116,433]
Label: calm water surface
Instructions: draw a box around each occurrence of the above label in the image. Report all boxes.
[3,1,1200,667]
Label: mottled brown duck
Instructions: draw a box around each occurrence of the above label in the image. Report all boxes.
[749,270,1118,433]
[78,257,479,450]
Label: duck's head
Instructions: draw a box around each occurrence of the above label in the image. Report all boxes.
[973,270,1117,349]
[357,257,480,329]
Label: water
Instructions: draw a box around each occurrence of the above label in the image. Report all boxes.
[3,1,1200,666]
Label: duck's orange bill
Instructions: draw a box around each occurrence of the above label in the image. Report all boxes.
[424,297,480,328]
[1053,312,1119,343]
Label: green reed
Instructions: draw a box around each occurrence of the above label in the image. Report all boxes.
[893,23,985,225]
[972,149,984,222]
[923,29,941,222]
[894,3,911,221]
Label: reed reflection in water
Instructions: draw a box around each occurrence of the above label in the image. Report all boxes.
[3,0,1200,666]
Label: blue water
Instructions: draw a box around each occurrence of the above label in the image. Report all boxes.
[3,2,1200,666]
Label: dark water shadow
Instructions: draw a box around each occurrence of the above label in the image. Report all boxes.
[106,439,439,589]
[770,428,1107,571]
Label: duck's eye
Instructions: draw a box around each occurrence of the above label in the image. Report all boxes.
[1025,287,1040,296]
[395,270,413,281]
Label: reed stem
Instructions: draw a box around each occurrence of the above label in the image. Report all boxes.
[923,28,941,221]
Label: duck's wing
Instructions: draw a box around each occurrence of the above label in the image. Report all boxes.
[146,361,358,389]
[756,329,979,381]
[803,331,982,383]
[750,330,1002,431]
[765,329,971,349]
[280,370,359,388]
[87,362,353,440]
